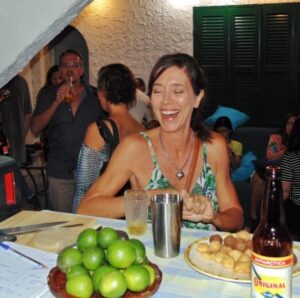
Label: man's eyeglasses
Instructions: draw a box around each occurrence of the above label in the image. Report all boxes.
[287,121,295,126]
[61,62,82,69]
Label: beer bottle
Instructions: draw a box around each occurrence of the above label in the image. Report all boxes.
[64,72,73,103]
[251,166,293,298]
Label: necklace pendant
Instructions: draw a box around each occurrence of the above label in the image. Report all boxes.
[176,170,185,179]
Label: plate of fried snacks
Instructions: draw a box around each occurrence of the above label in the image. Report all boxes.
[184,230,300,283]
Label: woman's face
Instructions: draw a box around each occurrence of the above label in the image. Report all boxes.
[51,71,62,86]
[285,116,298,135]
[151,66,203,133]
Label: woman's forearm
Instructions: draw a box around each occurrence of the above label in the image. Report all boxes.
[78,195,126,218]
[30,100,61,135]
[211,207,244,232]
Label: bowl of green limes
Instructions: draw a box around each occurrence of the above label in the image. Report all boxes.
[47,227,162,298]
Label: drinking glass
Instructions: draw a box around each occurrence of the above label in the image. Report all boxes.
[124,189,149,236]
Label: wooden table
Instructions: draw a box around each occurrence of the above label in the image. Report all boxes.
[1,210,300,298]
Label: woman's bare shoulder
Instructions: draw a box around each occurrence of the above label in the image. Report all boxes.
[118,132,149,151]
[206,132,231,175]
[84,122,104,149]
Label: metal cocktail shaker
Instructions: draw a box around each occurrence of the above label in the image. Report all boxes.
[150,193,183,258]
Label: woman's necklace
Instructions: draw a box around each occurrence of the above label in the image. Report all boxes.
[159,131,194,179]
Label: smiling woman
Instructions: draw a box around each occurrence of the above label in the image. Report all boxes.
[78,53,244,233]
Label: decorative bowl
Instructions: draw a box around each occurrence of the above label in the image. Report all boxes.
[48,262,162,298]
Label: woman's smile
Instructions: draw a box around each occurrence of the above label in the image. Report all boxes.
[160,109,180,120]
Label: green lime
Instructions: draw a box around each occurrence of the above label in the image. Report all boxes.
[98,270,127,298]
[92,265,117,293]
[82,246,105,270]
[107,239,136,269]
[124,264,150,292]
[77,228,98,252]
[57,247,82,273]
[66,274,93,298]
[97,227,119,249]
[128,238,146,264]
[142,264,156,286]
[66,264,90,280]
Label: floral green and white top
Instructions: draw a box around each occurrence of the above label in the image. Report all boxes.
[141,132,218,230]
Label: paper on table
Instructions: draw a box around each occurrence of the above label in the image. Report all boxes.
[0,241,57,298]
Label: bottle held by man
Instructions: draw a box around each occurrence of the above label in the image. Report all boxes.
[64,72,73,103]
[251,166,293,298]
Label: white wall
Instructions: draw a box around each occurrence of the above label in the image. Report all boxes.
[0,0,92,88]
[73,0,197,89]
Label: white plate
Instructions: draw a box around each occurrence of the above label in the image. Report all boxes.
[184,236,300,283]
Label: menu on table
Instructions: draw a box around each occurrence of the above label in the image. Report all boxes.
[0,241,57,298]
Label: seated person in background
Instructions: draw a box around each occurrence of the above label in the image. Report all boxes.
[213,116,243,169]
[281,118,300,241]
[249,112,299,231]
[129,77,159,130]
[78,53,243,232]
[72,64,144,212]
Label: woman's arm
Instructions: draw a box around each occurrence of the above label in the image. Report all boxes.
[77,135,146,218]
[211,136,244,231]
[183,134,244,232]
[30,86,66,135]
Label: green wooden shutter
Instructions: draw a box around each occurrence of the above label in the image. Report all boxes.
[193,7,228,114]
[194,3,300,126]
[261,5,293,126]
[229,6,260,124]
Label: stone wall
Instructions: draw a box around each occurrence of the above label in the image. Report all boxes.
[72,0,300,89]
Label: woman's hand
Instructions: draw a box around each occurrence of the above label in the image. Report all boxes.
[181,190,214,223]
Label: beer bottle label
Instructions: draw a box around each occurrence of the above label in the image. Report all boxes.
[251,252,293,298]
